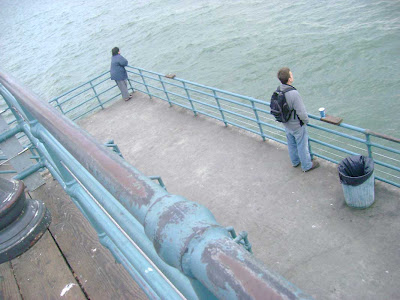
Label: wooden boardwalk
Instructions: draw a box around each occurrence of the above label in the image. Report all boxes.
[0,174,147,300]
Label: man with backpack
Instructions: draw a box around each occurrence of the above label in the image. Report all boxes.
[271,67,319,172]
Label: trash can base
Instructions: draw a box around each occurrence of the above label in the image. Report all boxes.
[342,174,375,209]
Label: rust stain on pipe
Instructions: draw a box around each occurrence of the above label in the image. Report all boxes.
[202,240,302,300]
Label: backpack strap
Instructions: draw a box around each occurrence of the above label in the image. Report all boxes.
[277,85,297,121]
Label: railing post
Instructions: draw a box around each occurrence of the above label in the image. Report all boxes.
[128,78,135,94]
[366,133,373,158]
[54,98,65,115]
[105,139,124,158]
[212,90,227,127]
[90,81,104,109]
[251,100,265,141]
[158,75,172,107]
[308,137,314,160]
[139,69,152,99]
[182,82,197,116]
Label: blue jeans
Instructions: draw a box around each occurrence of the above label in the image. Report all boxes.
[285,125,312,171]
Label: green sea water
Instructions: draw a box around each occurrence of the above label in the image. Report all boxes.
[1,0,399,135]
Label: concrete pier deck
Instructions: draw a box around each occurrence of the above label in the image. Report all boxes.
[2,90,400,299]
[78,91,400,299]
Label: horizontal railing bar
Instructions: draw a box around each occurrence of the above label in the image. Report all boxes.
[58,85,95,105]
[374,159,400,172]
[372,151,400,163]
[311,146,344,159]
[95,85,119,97]
[56,80,114,110]
[191,98,219,110]
[197,111,224,123]
[369,142,400,155]
[130,87,151,97]
[90,76,113,89]
[222,108,258,123]
[71,106,102,121]
[313,152,340,164]
[64,95,100,114]
[168,100,193,111]
[225,119,263,136]
[166,90,191,101]
[0,170,17,174]
[253,107,271,115]
[309,137,360,156]
[374,175,400,188]
[260,121,285,132]
[375,168,400,179]
[127,71,161,83]
[308,124,366,144]
[152,94,169,103]
[143,82,167,93]
[49,71,110,103]
[366,130,400,143]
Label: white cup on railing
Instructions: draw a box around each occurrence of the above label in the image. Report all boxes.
[319,107,326,118]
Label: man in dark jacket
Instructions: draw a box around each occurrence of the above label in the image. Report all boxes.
[277,67,319,172]
[110,47,131,101]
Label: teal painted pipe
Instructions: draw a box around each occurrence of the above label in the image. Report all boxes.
[138,69,152,99]
[90,81,103,109]
[48,71,110,104]
[0,124,22,142]
[182,81,197,116]
[13,161,44,180]
[212,90,227,126]
[158,74,172,106]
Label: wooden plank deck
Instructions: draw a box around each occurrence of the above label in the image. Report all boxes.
[1,174,147,300]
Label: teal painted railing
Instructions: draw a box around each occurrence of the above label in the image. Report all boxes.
[47,66,400,188]
[1,71,313,299]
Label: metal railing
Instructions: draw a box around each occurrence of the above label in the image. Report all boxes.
[0,71,312,299]
[46,66,399,188]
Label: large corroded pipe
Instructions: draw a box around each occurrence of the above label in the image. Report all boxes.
[0,70,311,299]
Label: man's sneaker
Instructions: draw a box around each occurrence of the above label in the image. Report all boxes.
[304,161,320,172]
[293,163,300,168]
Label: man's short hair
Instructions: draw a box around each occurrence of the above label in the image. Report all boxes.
[112,47,119,56]
[277,67,291,84]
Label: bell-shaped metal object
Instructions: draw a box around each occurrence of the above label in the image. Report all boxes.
[0,177,51,263]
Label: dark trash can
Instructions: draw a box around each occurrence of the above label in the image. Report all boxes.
[338,155,375,209]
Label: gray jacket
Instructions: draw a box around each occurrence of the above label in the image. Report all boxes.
[280,84,309,131]
[110,54,128,81]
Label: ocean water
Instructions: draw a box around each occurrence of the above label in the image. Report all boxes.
[1,0,399,135]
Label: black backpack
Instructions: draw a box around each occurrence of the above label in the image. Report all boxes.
[270,85,296,123]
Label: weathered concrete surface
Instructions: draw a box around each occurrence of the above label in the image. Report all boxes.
[78,92,400,300]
